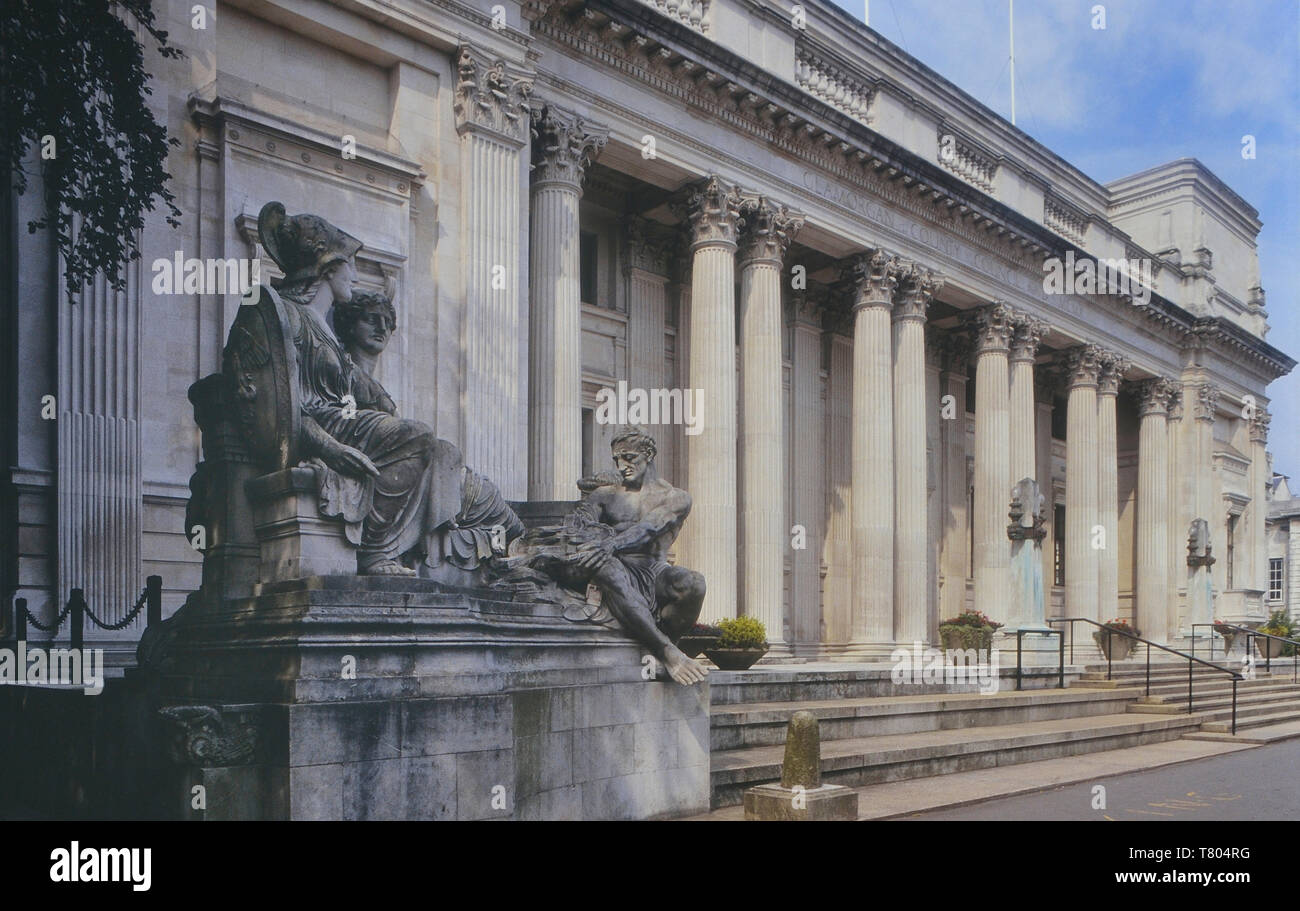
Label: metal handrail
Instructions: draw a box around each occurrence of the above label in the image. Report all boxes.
[1047,617,1243,734]
[1012,628,1065,692]
[1196,622,1300,683]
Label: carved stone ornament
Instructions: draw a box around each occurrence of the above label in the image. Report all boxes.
[159,705,258,767]
[675,175,744,249]
[893,262,945,322]
[1194,382,1220,422]
[530,103,608,188]
[1250,408,1271,445]
[222,287,301,473]
[842,248,903,311]
[738,197,804,266]
[1062,344,1103,388]
[1008,314,1049,364]
[1097,352,1131,396]
[623,216,675,275]
[1135,378,1175,417]
[453,45,534,143]
[1187,517,1215,567]
[966,302,1015,355]
[1007,477,1047,542]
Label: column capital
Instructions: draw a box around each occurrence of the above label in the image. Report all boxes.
[453,44,534,145]
[965,302,1016,356]
[623,216,675,276]
[893,262,945,322]
[1097,352,1131,397]
[1250,407,1271,444]
[1061,344,1104,388]
[935,329,972,376]
[1194,382,1220,422]
[787,288,826,330]
[1009,313,1049,364]
[675,176,744,250]
[1167,384,1185,421]
[1034,366,1061,403]
[529,103,607,190]
[842,248,904,312]
[738,197,804,267]
[1135,377,1176,417]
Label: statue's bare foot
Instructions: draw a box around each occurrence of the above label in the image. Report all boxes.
[367,560,415,576]
[661,644,709,685]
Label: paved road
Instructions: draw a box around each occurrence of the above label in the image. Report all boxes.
[902,739,1300,820]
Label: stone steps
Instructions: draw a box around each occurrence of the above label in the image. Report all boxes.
[709,711,1203,808]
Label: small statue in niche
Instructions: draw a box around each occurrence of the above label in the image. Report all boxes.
[498,428,709,685]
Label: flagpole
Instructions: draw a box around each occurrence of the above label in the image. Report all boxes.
[1009,0,1016,125]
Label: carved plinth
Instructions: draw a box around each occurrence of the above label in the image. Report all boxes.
[743,783,859,821]
[246,467,356,582]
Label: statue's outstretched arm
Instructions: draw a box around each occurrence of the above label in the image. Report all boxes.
[608,490,692,554]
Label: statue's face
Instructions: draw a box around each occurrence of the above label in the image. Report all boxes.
[351,306,392,356]
[612,446,651,488]
[326,259,358,303]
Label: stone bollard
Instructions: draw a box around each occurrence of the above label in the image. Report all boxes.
[743,710,858,820]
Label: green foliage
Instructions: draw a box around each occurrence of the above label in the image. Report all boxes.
[3,0,182,295]
[1259,610,1292,636]
[715,616,767,649]
[937,624,993,650]
[938,609,1003,631]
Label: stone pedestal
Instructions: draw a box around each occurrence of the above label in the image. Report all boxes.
[743,783,858,821]
[246,468,356,582]
[145,576,711,820]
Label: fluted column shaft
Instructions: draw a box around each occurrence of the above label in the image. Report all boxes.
[824,330,855,646]
[678,177,742,618]
[1248,409,1271,592]
[1136,379,1173,641]
[847,251,900,650]
[970,304,1014,625]
[738,198,803,648]
[1064,346,1102,621]
[1096,354,1127,623]
[1009,317,1046,487]
[893,265,942,643]
[1187,383,1220,629]
[939,337,971,623]
[789,296,825,650]
[1166,387,1185,637]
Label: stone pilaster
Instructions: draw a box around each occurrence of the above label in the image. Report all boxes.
[1191,383,1221,628]
[1063,345,1102,621]
[738,197,803,649]
[455,44,533,498]
[968,303,1015,626]
[788,291,826,651]
[938,333,971,624]
[823,321,855,648]
[892,263,943,644]
[1096,352,1129,624]
[1135,378,1174,641]
[1248,408,1270,593]
[1009,315,1048,488]
[528,103,607,500]
[675,176,743,618]
[624,216,674,412]
[844,250,902,653]
[1166,383,1186,637]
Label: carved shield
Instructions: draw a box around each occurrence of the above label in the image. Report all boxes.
[222,288,301,472]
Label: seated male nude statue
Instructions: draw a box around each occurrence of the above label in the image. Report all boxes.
[507,428,709,685]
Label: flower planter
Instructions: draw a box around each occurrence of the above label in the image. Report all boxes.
[675,635,719,660]
[703,646,768,670]
[1093,629,1136,661]
[938,626,994,653]
[1257,636,1287,659]
[1215,631,1239,657]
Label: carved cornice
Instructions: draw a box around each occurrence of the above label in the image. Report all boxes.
[623,216,675,276]
[738,197,804,267]
[1097,352,1131,397]
[965,303,1015,356]
[454,44,534,146]
[842,249,903,312]
[1061,344,1104,389]
[675,175,743,250]
[893,262,944,322]
[1008,313,1049,364]
[1194,382,1221,422]
[530,103,608,189]
[1135,377,1176,417]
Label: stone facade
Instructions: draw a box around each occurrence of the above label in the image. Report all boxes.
[3,0,1293,656]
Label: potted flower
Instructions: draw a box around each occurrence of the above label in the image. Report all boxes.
[676,622,724,659]
[1212,619,1241,655]
[1255,610,1294,659]
[938,609,1003,652]
[703,616,769,670]
[1093,618,1139,660]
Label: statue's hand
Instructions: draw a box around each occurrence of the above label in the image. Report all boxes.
[573,538,614,572]
[321,441,379,479]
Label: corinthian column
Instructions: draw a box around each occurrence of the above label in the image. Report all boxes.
[1009,315,1047,487]
[738,197,803,649]
[893,264,943,644]
[1063,345,1102,621]
[1135,379,1173,641]
[1096,352,1128,624]
[1166,384,1186,638]
[1187,382,1220,630]
[1248,408,1271,592]
[528,104,607,500]
[454,45,534,498]
[968,304,1014,626]
[676,176,743,618]
[844,250,901,654]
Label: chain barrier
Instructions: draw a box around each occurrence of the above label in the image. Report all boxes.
[22,600,73,633]
[80,586,150,631]
[8,576,161,637]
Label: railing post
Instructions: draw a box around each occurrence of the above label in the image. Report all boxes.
[1058,632,1065,689]
[1187,659,1193,715]
[69,589,84,653]
[12,597,25,644]
[1015,631,1023,691]
[1106,630,1113,680]
[1145,643,1151,697]
[146,575,162,628]
[1231,678,1238,735]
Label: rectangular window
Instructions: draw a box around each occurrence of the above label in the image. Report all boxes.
[1269,557,1284,601]
[1053,504,1066,586]
[579,232,598,306]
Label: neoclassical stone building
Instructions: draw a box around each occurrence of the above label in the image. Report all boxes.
[3,0,1292,659]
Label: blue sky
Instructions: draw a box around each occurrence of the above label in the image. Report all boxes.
[834,0,1299,473]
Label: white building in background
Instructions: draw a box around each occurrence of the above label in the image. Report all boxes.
[1266,471,1300,623]
[3,0,1293,658]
